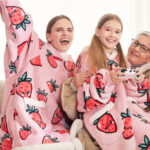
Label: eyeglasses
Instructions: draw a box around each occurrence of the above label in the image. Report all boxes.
[131,39,150,53]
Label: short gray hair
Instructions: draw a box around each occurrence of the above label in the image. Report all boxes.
[136,31,150,38]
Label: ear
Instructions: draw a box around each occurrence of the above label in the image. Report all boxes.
[46,33,51,42]
[95,27,100,37]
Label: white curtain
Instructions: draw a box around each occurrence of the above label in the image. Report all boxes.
[0,0,149,80]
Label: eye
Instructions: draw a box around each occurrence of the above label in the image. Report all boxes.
[68,28,73,32]
[115,31,121,34]
[133,40,139,46]
[105,28,110,31]
[141,45,149,53]
[56,28,63,32]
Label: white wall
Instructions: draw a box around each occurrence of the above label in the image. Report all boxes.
[0,0,150,80]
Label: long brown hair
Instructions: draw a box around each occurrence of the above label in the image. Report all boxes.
[88,13,127,73]
[46,15,73,43]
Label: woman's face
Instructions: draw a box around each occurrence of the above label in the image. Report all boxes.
[127,35,150,66]
[46,18,74,53]
[96,19,122,54]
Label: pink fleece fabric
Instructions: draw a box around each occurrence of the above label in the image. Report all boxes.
[0,0,75,149]
[76,48,150,150]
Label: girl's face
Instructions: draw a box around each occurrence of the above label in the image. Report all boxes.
[47,18,74,53]
[96,19,122,54]
[127,35,150,66]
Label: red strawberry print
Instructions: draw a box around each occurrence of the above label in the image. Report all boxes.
[46,50,57,68]
[39,39,45,49]
[55,129,69,134]
[26,104,46,129]
[1,134,12,150]
[19,125,31,140]
[16,72,32,98]
[93,112,117,133]
[14,109,18,120]
[0,116,8,133]
[53,56,63,62]
[94,73,105,96]
[85,77,90,84]
[121,108,132,128]
[42,135,59,144]
[30,55,42,66]
[37,88,48,102]
[94,73,105,89]
[109,93,116,103]
[51,107,64,124]
[67,71,74,77]
[123,117,132,128]
[94,73,105,97]
[121,108,133,139]
[138,77,149,96]
[47,79,59,93]
[139,135,150,150]
[64,60,75,77]
[10,83,16,95]
[122,128,133,139]
[64,60,75,72]
[7,6,31,30]
[83,91,103,111]
[17,41,27,57]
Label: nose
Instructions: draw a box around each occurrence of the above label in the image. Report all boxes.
[110,31,116,37]
[62,30,68,35]
[134,44,141,52]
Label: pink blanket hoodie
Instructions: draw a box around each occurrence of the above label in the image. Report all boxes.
[76,48,150,150]
[0,0,76,149]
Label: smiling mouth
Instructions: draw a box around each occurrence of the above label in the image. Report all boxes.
[106,39,116,44]
[131,51,139,57]
[60,39,70,44]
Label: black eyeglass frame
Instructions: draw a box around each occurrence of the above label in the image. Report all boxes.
[131,39,150,53]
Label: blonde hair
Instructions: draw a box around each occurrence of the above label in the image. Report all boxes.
[88,13,127,73]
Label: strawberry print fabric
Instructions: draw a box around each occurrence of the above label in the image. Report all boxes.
[0,0,75,149]
[76,48,150,150]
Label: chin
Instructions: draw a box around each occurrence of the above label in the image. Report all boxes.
[59,49,68,53]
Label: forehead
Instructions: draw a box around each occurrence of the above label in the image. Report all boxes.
[102,19,122,30]
[136,35,150,48]
[52,18,73,29]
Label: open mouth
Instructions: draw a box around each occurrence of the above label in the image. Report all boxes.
[106,39,116,44]
[60,39,70,44]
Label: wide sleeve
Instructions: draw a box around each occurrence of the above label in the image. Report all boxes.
[0,0,33,75]
[125,77,149,109]
[77,68,116,113]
